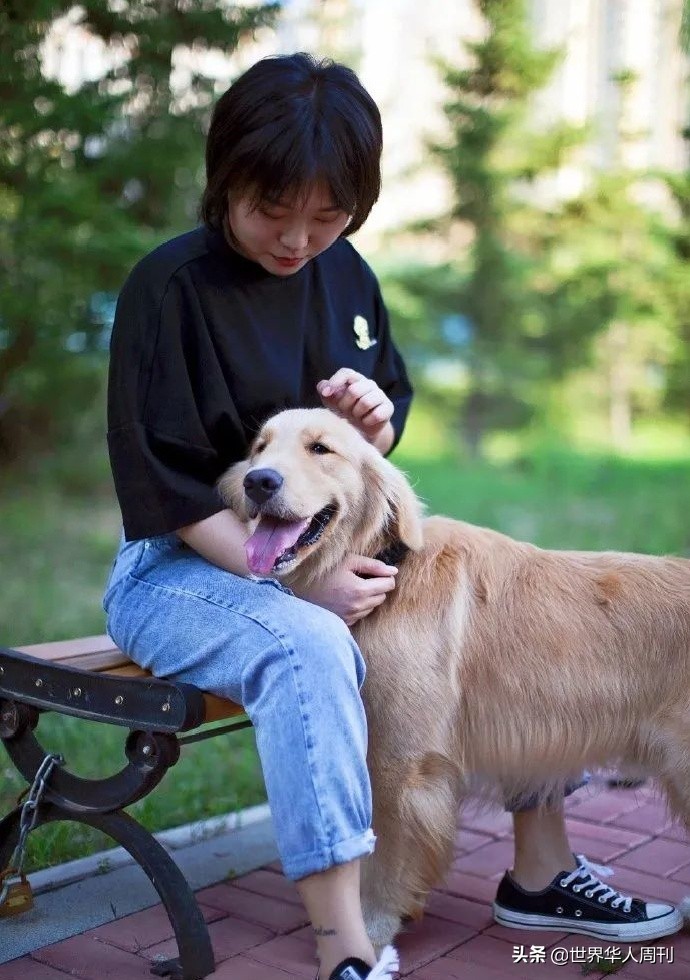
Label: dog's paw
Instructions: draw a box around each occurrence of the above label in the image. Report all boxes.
[362,904,401,950]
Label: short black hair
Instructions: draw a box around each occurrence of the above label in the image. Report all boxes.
[200,53,382,236]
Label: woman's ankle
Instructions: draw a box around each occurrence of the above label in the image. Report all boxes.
[512,850,578,892]
[297,859,375,978]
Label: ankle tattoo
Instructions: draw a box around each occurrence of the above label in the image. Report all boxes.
[313,926,338,937]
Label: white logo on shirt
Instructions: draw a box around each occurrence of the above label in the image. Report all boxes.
[353,315,376,350]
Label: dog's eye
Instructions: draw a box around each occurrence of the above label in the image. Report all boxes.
[254,442,267,454]
[309,442,332,455]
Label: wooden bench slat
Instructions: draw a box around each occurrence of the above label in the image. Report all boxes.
[60,651,132,671]
[17,634,120,662]
[12,634,245,726]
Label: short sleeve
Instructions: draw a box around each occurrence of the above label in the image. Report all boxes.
[107,268,243,540]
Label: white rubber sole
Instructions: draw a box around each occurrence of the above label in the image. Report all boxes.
[493,902,684,942]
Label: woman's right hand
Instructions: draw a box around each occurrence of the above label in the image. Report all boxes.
[296,554,398,626]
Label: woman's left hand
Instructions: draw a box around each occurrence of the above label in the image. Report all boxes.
[316,369,393,445]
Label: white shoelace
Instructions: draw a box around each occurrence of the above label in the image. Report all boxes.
[560,854,633,913]
[367,945,400,979]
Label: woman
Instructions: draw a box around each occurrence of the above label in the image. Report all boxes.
[103,53,681,980]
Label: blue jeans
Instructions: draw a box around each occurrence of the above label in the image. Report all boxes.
[103,532,375,881]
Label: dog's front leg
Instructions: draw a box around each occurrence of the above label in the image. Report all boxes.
[361,751,461,950]
[360,837,404,950]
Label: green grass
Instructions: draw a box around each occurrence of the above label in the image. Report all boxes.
[395,449,690,556]
[1,415,689,872]
[0,478,265,872]
[0,487,119,646]
[1,717,263,872]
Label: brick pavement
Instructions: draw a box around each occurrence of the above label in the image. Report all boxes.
[1,784,688,979]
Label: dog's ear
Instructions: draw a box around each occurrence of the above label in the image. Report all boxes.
[217,459,250,520]
[363,450,425,551]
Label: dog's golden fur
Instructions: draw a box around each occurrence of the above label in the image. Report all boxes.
[219,408,690,947]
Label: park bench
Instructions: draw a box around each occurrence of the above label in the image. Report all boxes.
[0,633,253,980]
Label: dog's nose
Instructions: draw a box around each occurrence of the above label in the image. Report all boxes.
[243,468,284,505]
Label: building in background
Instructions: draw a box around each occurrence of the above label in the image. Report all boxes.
[41,0,689,247]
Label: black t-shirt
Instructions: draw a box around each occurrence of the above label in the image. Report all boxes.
[107,225,413,541]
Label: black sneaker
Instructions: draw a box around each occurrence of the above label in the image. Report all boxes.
[321,945,399,980]
[493,856,683,941]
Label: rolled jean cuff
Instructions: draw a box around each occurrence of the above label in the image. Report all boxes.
[504,772,590,813]
[283,828,377,881]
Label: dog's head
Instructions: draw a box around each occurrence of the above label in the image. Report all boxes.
[218,408,424,587]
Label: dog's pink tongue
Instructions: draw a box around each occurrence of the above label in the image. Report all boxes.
[245,515,311,575]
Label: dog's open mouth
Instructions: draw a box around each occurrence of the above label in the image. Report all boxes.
[245,505,337,575]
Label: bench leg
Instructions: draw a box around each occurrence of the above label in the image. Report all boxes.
[0,803,215,980]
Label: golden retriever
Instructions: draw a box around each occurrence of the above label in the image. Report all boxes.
[219,407,690,948]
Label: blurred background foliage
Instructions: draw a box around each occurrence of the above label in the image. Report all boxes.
[1,0,689,867]
[381,0,690,457]
[0,0,688,471]
[0,0,279,460]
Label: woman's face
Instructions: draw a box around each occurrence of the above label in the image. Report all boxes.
[226,182,352,276]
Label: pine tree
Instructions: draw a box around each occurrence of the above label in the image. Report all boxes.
[538,69,684,448]
[426,0,586,454]
[0,1,278,459]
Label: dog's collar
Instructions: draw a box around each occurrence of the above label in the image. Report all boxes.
[373,539,410,567]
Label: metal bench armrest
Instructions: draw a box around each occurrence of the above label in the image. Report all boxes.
[0,647,206,733]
